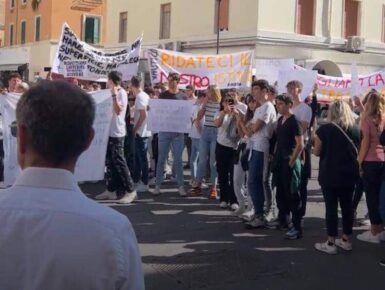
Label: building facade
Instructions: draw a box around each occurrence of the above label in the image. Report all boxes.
[0,0,106,82]
[106,0,385,77]
[0,0,5,47]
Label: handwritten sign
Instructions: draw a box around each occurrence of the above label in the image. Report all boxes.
[148,99,194,133]
[52,23,142,81]
[147,49,254,89]
[255,59,294,84]
[0,90,113,185]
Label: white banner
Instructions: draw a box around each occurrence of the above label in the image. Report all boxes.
[148,99,194,133]
[52,23,142,82]
[147,49,254,89]
[278,69,318,100]
[255,59,294,85]
[0,90,113,186]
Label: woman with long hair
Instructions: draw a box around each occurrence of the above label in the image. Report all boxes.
[232,98,259,217]
[313,100,360,254]
[356,91,385,243]
[190,85,221,198]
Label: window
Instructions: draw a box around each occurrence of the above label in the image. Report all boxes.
[10,0,15,9]
[9,24,14,46]
[21,20,26,44]
[83,16,101,44]
[119,12,127,43]
[160,3,171,39]
[296,0,315,35]
[214,0,230,32]
[382,5,385,42]
[343,0,360,38]
[35,16,41,41]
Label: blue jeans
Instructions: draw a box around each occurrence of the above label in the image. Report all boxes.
[380,181,385,223]
[156,132,185,187]
[196,126,218,185]
[134,136,149,185]
[190,138,200,180]
[248,150,265,217]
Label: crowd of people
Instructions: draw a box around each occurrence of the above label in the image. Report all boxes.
[1,70,385,268]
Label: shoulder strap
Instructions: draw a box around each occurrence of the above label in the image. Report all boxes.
[331,122,358,155]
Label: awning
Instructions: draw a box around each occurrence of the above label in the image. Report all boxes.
[0,63,28,71]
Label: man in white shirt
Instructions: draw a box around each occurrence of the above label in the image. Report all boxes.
[0,80,144,290]
[246,80,277,228]
[287,80,313,221]
[7,72,23,93]
[130,76,151,193]
[95,71,137,204]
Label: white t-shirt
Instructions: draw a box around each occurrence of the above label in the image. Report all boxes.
[189,103,204,139]
[249,101,277,153]
[109,88,128,138]
[134,91,151,138]
[215,112,236,148]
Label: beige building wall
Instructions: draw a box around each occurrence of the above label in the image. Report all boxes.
[0,0,5,47]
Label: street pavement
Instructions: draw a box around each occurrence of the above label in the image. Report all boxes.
[81,157,385,290]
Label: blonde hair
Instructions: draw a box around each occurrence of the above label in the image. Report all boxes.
[364,91,385,125]
[327,100,354,129]
[208,85,221,102]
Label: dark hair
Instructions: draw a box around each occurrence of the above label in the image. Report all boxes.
[276,94,294,105]
[286,80,303,90]
[168,72,180,81]
[186,85,195,91]
[8,72,22,81]
[144,86,155,96]
[131,75,142,88]
[108,71,122,86]
[267,85,277,95]
[252,79,269,91]
[91,83,100,90]
[16,80,95,165]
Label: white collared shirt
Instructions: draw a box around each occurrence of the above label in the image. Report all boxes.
[0,167,144,290]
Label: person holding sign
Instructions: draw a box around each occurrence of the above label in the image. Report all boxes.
[0,80,144,289]
[95,71,137,204]
[286,81,313,223]
[153,73,187,196]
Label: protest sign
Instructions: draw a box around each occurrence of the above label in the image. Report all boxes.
[148,99,194,133]
[52,23,142,81]
[255,59,294,84]
[147,49,254,89]
[278,69,318,100]
[0,90,113,186]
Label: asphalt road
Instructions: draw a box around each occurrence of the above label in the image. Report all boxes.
[81,157,385,290]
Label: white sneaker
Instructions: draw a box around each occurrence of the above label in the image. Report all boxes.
[314,241,337,255]
[335,238,353,251]
[219,201,228,208]
[148,177,156,186]
[201,182,209,189]
[246,217,265,228]
[265,209,277,223]
[241,209,255,222]
[136,182,149,193]
[230,203,239,211]
[233,204,246,216]
[179,186,187,197]
[118,190,137,204]
[152,186,161,196]
[357,230,381,244]
[95,191,117,200]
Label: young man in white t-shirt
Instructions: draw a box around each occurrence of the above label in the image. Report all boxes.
[95,71,137,204]
[130,76,151,193]
[245,80,277,228]
[287,80,313,221]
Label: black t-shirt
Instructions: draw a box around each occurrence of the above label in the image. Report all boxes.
[316,123,360,188]
[159,90,186,100]
[275,114,302,159]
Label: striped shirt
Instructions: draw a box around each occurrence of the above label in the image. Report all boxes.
[204,101,220,127]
